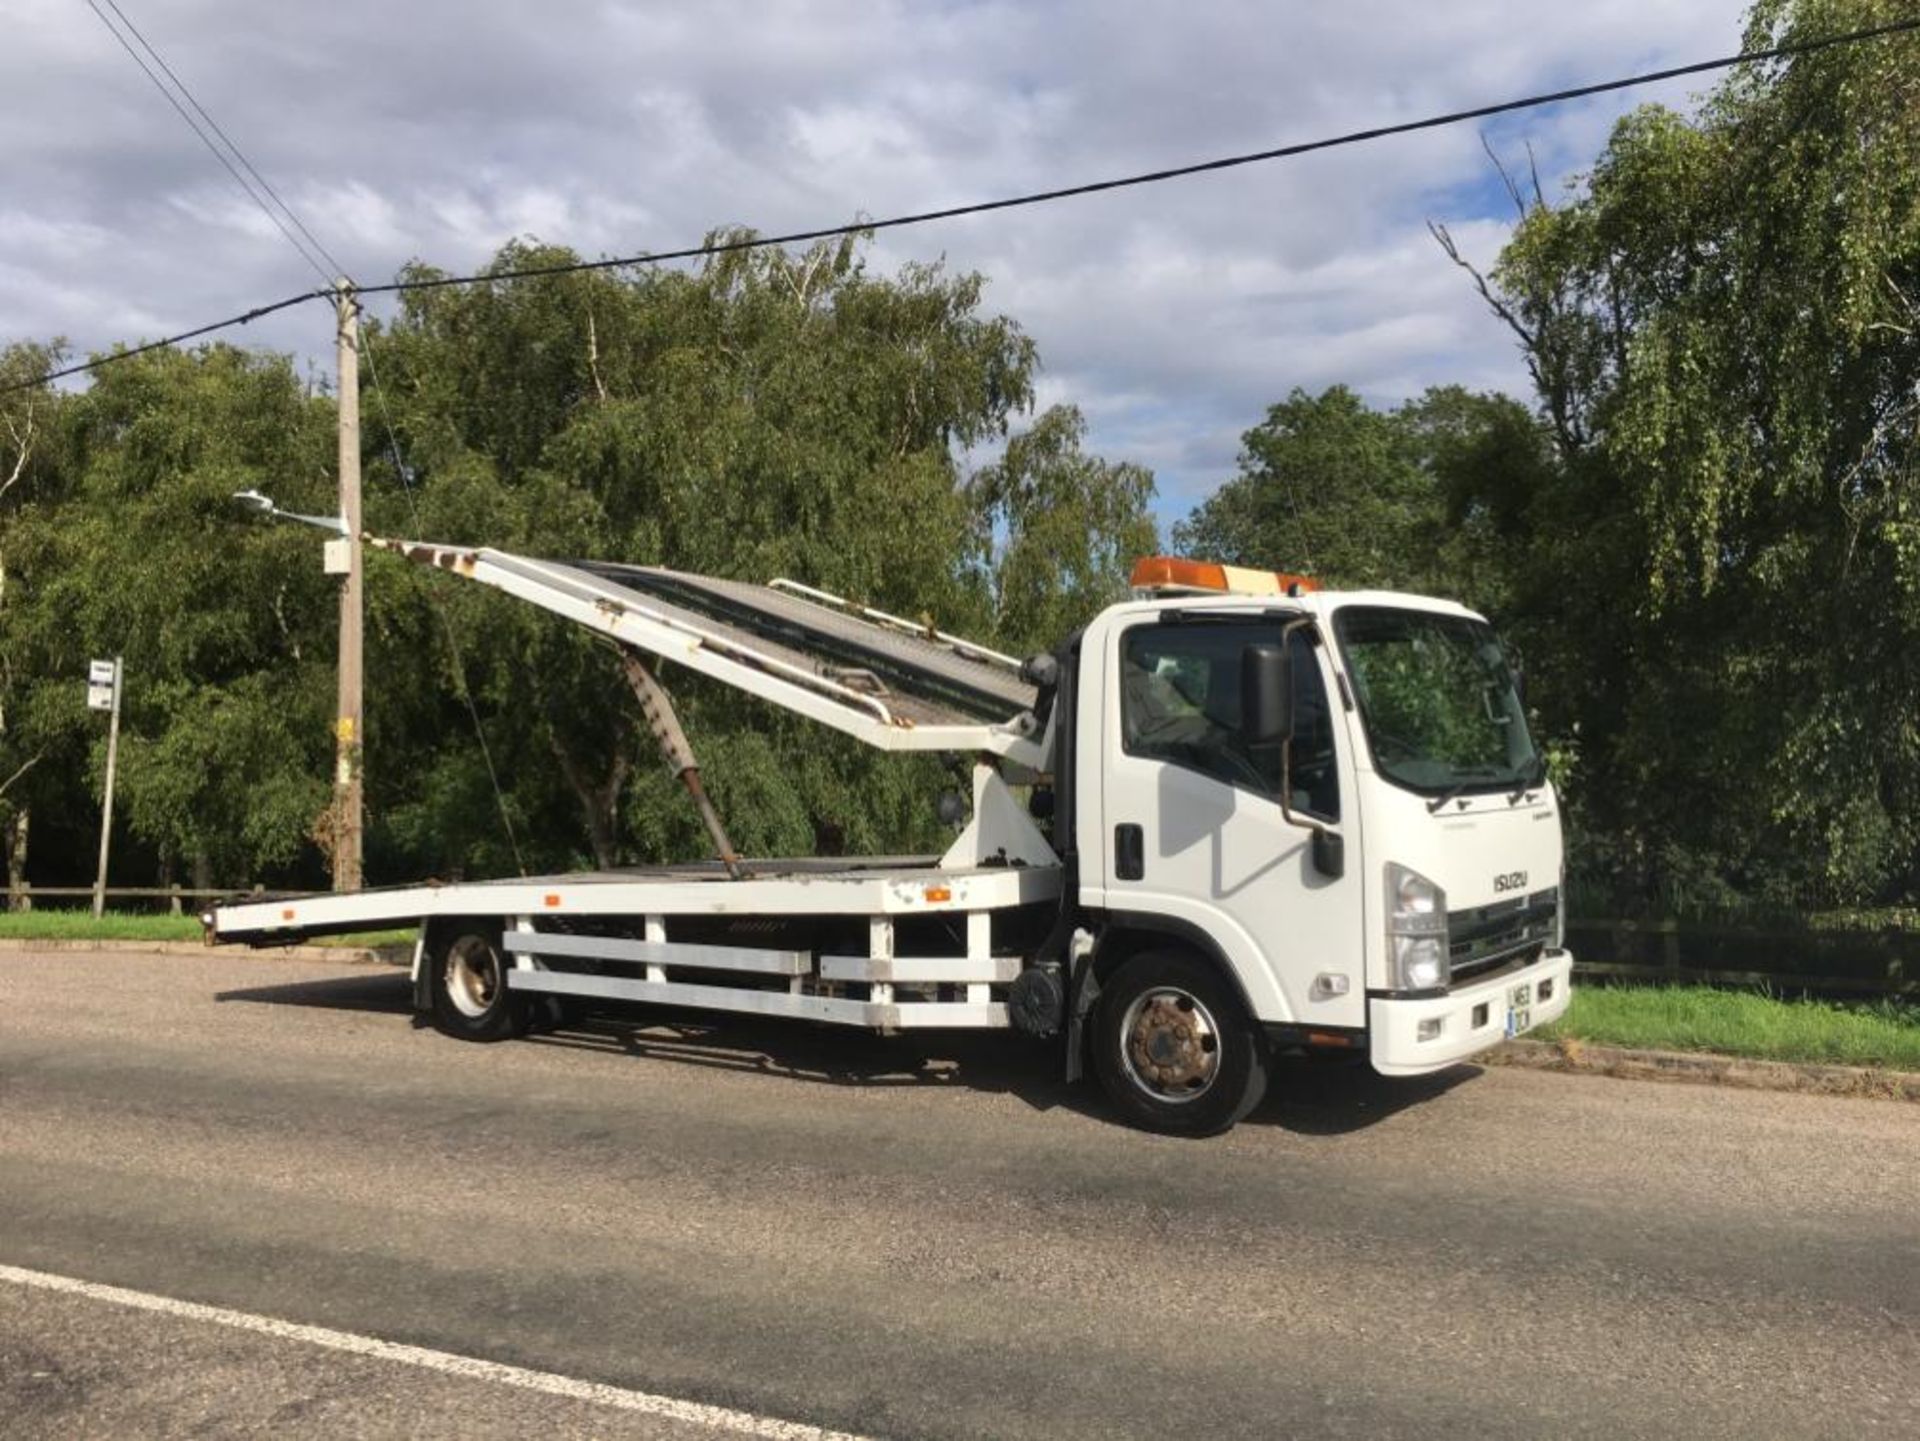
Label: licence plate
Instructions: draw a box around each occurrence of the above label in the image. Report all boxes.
[1506,983,1534,1037]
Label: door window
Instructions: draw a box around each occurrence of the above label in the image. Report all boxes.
[1120,623,1339,820]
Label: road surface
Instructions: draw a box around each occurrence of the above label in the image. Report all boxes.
[1,949,1915,1438]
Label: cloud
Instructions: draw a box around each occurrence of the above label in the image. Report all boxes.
[0,0,1752,523]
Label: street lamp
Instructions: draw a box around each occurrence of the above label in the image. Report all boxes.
[230,489,348,536]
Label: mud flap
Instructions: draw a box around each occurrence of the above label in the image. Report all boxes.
[1063,949,1102,1084]
[410,932,433,1014]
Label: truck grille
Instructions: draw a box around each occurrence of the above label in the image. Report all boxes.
[1448,887,1558,984]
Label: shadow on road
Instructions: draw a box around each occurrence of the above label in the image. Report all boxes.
[1253,1058,1480,1134]
[216,969,1479,1134]
[216,969,414,1016]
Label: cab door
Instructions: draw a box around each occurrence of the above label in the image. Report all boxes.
[1090,615,1364,1029]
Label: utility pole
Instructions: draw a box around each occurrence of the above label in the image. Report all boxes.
[90,657,123,919]
[334,279,364,891]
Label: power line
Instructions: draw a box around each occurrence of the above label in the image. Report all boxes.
[9,289,330,392]
[95,0,350,280]
[357,13,1920,299]
[82,5,516,872]
[10,11,1920,398]
[82,0,343,285]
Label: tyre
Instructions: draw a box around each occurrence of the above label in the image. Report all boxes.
[1091,950,1268,1136]
[428,926,533,1042]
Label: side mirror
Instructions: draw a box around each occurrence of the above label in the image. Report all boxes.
[1311,826,1345,880]
[1241,643,1292,745]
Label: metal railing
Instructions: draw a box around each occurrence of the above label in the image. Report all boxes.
[1568,917,1918,999]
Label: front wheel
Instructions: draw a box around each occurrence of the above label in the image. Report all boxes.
[1092,951,1268,1136]
[429,927,533,1042]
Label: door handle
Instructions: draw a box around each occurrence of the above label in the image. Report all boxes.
[1114,823,1144,881]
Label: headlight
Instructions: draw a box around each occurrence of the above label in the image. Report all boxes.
[1386,863,1448,991]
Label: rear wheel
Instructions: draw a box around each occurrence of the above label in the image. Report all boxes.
[429,927,532,1041]
[1092,950,1267,1136]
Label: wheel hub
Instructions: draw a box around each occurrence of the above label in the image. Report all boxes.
[1121,989,1221,1101]
[447,938,500,1018]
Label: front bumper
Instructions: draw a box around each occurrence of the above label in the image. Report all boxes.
[1369,948,1573,1076]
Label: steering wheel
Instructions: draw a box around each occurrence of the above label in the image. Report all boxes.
[1210,742,1273,791]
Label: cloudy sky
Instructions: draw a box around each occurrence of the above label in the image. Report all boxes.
[3,0,1752,523]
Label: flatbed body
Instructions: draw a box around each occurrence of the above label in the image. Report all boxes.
[213,859,1065,1034]
[214,858,1061,942]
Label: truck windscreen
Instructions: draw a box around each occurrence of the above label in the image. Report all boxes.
[1333,606,1542,797]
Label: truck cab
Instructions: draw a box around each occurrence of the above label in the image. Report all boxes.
[1066,558,1572,1131]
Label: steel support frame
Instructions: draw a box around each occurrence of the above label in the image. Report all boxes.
[493,907,1014,1032]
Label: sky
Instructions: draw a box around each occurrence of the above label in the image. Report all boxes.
[1,0,1753,526]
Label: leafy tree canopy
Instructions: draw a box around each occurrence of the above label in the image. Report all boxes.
[0,234,1158,891]
[1173,383,1549,604]
[1451,0,1920,909]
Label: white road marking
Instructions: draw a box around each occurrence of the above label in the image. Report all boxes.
[0,1262,874,1441]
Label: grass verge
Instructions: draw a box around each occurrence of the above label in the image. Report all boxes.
[0,909,414,949]
[1540,983,1920,1071]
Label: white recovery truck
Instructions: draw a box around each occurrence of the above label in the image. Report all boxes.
[209,543,1571,1135]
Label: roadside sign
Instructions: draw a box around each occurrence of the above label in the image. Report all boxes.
[89,656,125,917]
[88,658,117,712]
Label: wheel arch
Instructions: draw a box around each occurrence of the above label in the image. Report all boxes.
[1092,912,1261,1027]
[1084,919,1273,1135]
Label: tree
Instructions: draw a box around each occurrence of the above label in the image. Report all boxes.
[1175,386,1427,588]
[969,404,1157,654]
[0,343,79,905]
[50,345,339,888]
[1447,0,1920,909]
[1396,385,1558,621]
[1174,384,1548,606]
[0,234,1158,888]
[362,233,1149,873]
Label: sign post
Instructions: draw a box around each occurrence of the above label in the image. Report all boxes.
[89,657,122,919]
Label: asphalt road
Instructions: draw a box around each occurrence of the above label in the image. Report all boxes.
[1,949,1915,1440]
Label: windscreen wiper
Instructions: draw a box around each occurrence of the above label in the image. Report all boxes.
[1425,766,1505,813]
[1507,755,1549,805]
